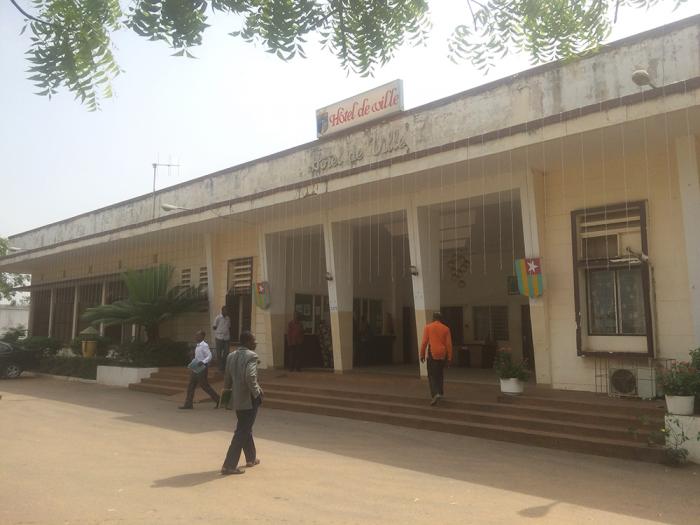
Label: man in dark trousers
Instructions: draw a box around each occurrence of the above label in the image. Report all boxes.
[220,331,263,475]
[419,312,453,406]
[179,330,220,409]
[286,312,304,372]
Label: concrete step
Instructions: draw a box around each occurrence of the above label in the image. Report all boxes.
[261,383,663,429]
[140,377,191,389]
[497,394,665,419]
[263,390,653,443]
[128,382,184,396]
[263,398,664,463]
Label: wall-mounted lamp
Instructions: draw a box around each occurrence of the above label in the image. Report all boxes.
[325,272,334,281]
[161,203,189,212]
[631,69,656,89]
[409,265,419,276]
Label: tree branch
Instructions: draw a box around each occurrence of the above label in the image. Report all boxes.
[9,0,50,25]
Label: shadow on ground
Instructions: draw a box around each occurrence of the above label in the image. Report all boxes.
[2,376,697,524]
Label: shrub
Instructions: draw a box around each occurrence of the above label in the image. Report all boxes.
[0,325,26,343]
[112,338,191,367]
[38,356,112,380]
[21,336,64,357]
[69,335,114,358]
[657,361,699,397]
[493,350,530,381]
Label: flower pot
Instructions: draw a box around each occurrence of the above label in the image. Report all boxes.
[665,395,695,416]
[500,378,524,395]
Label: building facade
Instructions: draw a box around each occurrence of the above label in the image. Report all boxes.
[3,17,700,393]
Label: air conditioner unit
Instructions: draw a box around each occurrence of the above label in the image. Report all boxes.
[608,367,657,399]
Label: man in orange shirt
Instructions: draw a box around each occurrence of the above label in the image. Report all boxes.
[420,312,453,406]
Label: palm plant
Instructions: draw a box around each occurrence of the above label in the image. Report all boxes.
[82,264,206,342]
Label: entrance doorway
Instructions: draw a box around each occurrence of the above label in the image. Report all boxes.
[521,305,535,375]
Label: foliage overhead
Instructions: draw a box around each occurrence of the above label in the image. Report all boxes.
[8,0,692,108]
[0,237,30,303]
[82,264,206,341]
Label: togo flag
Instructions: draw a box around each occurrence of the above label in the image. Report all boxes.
[515,258,543,298]
[255,281,271,310]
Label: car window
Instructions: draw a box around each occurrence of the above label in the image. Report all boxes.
[0,342,11,353]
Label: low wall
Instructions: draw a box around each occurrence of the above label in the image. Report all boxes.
[96,366,158,387]
[666,415,700,464]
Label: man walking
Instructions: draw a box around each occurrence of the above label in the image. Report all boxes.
[221,331,263,475]
[212,305,231,372]
[419,312,453,406]
[179,330,220,409]
[286,312,304,372]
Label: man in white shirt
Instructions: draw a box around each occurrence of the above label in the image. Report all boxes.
[179,330,221,409]
[212,305,231,372]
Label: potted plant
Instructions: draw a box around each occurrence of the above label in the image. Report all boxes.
[658,361,699,416]
[494,349,530,395]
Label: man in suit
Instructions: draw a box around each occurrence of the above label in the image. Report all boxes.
[419,312,453,406]
[220,331,263,475]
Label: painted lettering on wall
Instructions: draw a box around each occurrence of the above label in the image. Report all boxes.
[308,130,409,177]
[316,80,404,138]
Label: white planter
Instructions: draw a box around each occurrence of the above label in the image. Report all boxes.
[96,365,158,387]
[665,395,695,416]
[500,378,525,395]
[665,415,700,464]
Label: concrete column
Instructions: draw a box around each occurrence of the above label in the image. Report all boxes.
[520,169,552,384]
[204,233,217,331]
[71,285,79,340]
[259,230,288,368]
[406,202,441,377]
[676,135,700,345]
[323,219,354,372]
[47,288,55,338]
[99,281,107,337]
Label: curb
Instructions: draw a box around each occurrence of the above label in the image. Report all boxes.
[24,372,97,384]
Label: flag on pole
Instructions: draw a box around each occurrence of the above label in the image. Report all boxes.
[514,258,543,298]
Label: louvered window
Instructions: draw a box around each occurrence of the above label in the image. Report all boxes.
[199,266,208,294]
[180,268,191,287]
[227,258,253,295]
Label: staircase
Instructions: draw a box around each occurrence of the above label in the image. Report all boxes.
[128,370,666,462]
[261,383,666,463]
[128,367,224,396]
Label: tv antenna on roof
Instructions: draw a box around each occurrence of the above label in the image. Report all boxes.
[151,158,181,218]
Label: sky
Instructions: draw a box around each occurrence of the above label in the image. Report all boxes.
[1,1,700,238]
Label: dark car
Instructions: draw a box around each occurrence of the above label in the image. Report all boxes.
[0,341,40,378]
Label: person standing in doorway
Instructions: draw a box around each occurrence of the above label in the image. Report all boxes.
[419,312,453,406]
[287,312,304,372]
[221,331,263,475]
[213,305,231,372]
[179,330,220,409]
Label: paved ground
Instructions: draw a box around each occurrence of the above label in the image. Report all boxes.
[1,377,698,525]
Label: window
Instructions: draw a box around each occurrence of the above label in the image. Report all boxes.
[198,266,208,295]
[571,201,652,355]
[473,306,508,341]
[294,294,330,334]
[180,268,191,287]
[587,268,646,335]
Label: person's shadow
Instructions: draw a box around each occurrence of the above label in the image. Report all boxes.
[152,470,222,488]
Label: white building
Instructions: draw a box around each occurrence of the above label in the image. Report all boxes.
[2,16,700,393]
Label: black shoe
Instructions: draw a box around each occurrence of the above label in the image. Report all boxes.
[220,467,245,476]
[178,405,193,409]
